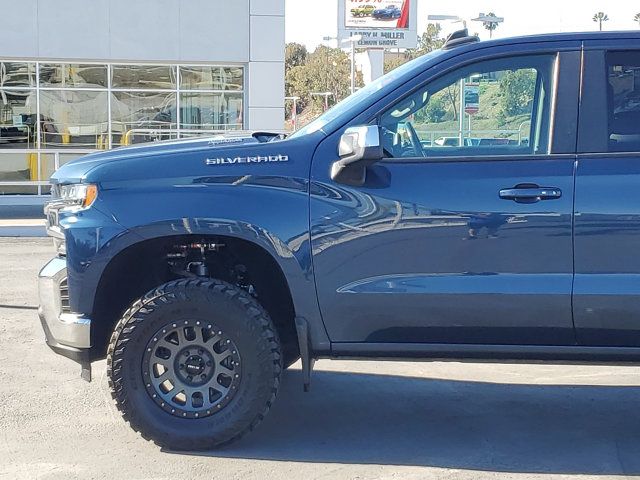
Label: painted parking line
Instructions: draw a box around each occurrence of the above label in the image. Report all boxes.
[0,226,47,237]
[0,219,46,227]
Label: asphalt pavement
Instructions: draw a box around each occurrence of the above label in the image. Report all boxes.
[2,238,640,480]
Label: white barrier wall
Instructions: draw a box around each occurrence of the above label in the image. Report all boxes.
[0,0,285,131]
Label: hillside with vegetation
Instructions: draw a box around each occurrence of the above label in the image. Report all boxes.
[413,69,536,142]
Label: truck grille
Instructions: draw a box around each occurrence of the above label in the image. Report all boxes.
[59,277,71,313]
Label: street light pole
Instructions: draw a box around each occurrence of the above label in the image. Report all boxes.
[340,35,362,95]
[310,92,334,111]
[323,35,362,96]
[350,39,356,95]
[285,96,300,131]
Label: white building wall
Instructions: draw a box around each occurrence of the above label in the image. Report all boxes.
[0,0,284,130]
[248,0,285,130]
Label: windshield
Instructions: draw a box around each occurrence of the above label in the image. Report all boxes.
[289,50,443,139]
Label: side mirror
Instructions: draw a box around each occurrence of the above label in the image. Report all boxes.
[330,125,383,186]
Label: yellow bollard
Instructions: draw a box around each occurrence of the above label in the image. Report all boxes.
[28,153,38,180]
[27,153,47,181]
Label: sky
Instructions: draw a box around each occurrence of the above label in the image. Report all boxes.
[286,0,640,50]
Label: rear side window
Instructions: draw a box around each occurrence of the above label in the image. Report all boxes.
[606,51,640,152]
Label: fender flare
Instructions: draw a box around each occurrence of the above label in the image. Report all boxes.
[81,217,331,352]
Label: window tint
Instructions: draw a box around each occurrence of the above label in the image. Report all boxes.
[39,64,108,89]
[0,62,35,87]
[180,92,243,131]
[111,65,176,90]
[379,55,556,158]
[606,51,640,152]
[111,91,177,146]
[179,66,243,91]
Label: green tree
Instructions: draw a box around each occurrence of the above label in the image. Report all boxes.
[286,45,359,111]
[416,23,445,52]
[593,11,609,31]
[285,42,309,114]
[499,69,536,117]
[285,42,308,71]
[419,94,447,123]
[482,12,501,38]
[384,23,444,73]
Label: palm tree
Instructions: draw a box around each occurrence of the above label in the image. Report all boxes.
[593,11,609,31]
[482,12,500,38]
[634,13,640,28]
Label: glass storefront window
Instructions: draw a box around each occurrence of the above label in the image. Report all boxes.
[39,64,108,89]
[0,61,245,194]
[112,65,176,90]
[180,92,243,131]
[179,66,243,91]
[39,90,109,148]
[111,91,177,145]
[0,62,36,88]
[0,150,36,191]
[0,90,37,148]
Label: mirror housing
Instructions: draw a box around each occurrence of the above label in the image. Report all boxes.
[331,125,383,186]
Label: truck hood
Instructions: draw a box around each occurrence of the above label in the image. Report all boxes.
[50,132,286,184]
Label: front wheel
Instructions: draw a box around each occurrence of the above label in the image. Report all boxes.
[107,278,282,450]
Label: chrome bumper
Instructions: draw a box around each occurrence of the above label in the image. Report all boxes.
[38,257,91,349]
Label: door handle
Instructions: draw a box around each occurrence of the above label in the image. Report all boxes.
[499,185,562,203]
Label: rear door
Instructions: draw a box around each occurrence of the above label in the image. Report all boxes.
[574,39,640,346]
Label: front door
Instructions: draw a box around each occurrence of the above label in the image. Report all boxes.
[310,51,580,346]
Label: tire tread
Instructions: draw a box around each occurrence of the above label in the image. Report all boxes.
[106,278,282,450]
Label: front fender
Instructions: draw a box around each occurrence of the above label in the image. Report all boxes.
[71,174,330,352]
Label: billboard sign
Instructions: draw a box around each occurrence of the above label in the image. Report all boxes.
[345,0,410,30]
[338,0,418,49]
[464,83,479,115]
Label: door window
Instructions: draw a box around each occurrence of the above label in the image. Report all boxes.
[379,55,557,158]
[606,51,640,152]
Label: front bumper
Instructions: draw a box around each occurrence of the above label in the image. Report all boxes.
[38,257,92,363]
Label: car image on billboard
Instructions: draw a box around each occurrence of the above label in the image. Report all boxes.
[345,0,409,29]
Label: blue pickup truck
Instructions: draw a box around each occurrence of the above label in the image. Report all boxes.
[39,30,640,449]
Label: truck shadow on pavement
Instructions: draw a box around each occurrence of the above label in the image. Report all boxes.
[178,369,640,475]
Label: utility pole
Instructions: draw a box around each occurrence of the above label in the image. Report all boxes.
[311,92,333,112]
[326,34,363,95]
[472,12,504,39]
[285,96,300,131]
[341,35,362,95]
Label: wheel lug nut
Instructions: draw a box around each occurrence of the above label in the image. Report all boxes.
[201,374,206,379]
[187,375,193,381]
[179,364,185,369]
[185,351,190,356]
[206,361,212,367]
[198,349,203,355]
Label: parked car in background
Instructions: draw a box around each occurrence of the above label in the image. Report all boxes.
[434,136,464,147]
[372,5,401,19]
[351,4,376,17]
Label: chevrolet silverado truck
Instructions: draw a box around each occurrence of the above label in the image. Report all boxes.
[39,30,640,450]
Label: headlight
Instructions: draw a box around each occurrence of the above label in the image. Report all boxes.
[59,184,98,209]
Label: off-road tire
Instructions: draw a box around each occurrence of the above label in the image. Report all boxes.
[107,278,282,450]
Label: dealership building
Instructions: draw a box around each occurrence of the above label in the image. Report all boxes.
[0,0,285,198]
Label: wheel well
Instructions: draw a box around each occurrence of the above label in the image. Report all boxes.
[91,235,299,363]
